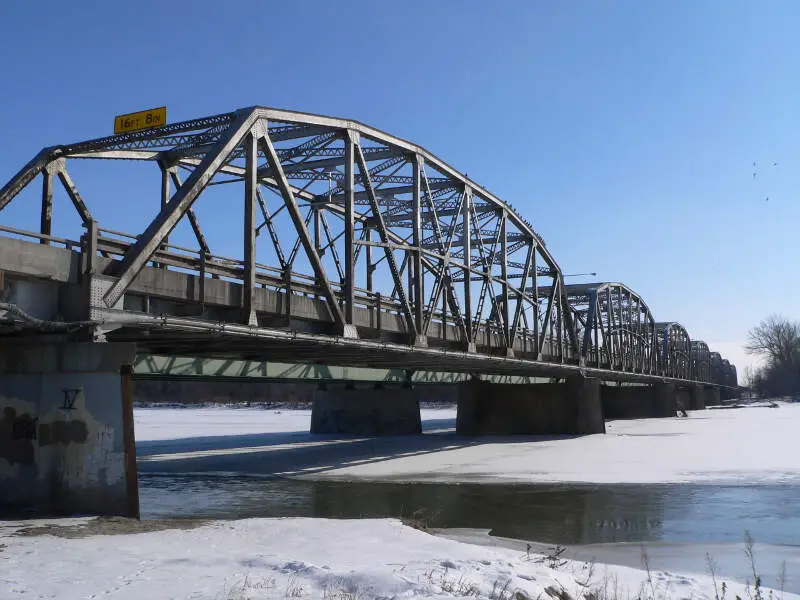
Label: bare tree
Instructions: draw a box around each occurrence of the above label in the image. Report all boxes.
[744,315,800,366]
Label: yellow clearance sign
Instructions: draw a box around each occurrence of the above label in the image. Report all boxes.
[113,106,167,134]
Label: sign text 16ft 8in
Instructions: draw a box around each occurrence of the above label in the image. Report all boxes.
[113,107,167,134]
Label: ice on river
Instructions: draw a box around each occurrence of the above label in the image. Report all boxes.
[135,401,800,485]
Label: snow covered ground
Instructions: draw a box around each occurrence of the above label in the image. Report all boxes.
[3,516,795,600]
[136,402,800,485]
[5,403,797,599]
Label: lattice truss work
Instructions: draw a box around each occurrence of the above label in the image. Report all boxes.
[710,353,737,388]
[0,107,579,361]
[656,322,693,380]
[691,341,711,382]
[557,283,658,374]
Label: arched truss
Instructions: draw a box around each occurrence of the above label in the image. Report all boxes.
[724,360,737,388]
[0,107,579,361]
[710,352,737,388]
[559,283,657,374]
[691,341,710,382]
[655,322,692,380]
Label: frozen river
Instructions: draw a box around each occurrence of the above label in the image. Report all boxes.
[133,402,800,593]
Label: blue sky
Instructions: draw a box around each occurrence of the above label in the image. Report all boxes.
[2,1,798,375]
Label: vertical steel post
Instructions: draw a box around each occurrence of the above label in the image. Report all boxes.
[314,208,321,255]
[442,281,448,341]
[411,155,424,336]
[532,250,539,357]
[606,287,614,368]
[555,286,563,361]
[593,302,600,366]
[636,297,642,371]
[500,210,510,349]
[84,218,98,276]
[40,167,54,244]
[462,187,473,347]
[157,162,171,267]
[344,133,355,325]
[365,227,373,292]
[243,130,258,325]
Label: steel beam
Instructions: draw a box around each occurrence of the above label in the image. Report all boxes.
[411,155,424,337]
[0,148,53,212]
[500,210,510,348]
[344,133,355,324]
[259,122,350,337]
[103,108,258,308]
[509,241,533,347]
[39,166,54,244]
[462,187,473,345]
[351,131,416,337]
[55,164,92,224]
[168,170,211,257]
[243,130,258,325]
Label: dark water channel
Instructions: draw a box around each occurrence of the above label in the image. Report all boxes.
[139,474,800,547]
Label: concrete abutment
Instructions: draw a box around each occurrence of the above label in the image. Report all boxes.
[0,341,139,517]
[455,377,606,436]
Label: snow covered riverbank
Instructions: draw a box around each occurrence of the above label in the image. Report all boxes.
[136,401,800,485]
[3,516,795,600]
[6,403,798,598]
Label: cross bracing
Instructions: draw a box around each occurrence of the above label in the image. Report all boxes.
[0,106,736,388]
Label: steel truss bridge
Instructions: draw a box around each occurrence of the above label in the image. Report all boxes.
[0,106,737,390]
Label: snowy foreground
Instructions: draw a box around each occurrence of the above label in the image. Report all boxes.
[3,516,795,600]
[5,403,798,598]
[136,402,800,484]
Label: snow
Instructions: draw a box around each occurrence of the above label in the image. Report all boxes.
[135,402,800,485]
[3,516,795,600]
[6,403,797,598]
[441,529,800,597]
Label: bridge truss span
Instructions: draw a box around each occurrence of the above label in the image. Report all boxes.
[0,106,737,389]
[559,282,658,374]
[0,106,578,362]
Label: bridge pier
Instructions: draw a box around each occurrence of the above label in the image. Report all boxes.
[686,385,706,410]
[455,377,605,436]
[310,386,422,435]
[600,383,677,419]
[703,386,721,407]
[0,341,139,517]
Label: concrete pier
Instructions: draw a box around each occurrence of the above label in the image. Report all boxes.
[703,386,721,407]
[455,377,605,436]
[310,387,422,435]
[687,385,706,410]
[0,341,138,517]
[601,383,677,419]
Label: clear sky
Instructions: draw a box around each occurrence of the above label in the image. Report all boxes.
[2,1,798,377]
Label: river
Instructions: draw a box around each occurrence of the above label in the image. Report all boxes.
[135,403,800,592]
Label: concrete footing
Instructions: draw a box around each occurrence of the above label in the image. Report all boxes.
[310,387,422,435]
[0,341,139,517]
[455,377,605,436]
[601,383,677,419]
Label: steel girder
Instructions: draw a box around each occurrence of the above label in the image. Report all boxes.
[0,106,578,359]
